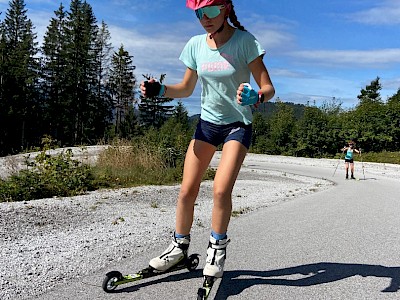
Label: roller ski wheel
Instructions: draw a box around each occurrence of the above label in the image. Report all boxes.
[197,276,217,300]
[102,271,123,293]
[187,253,200,271]
[101,253,200,293]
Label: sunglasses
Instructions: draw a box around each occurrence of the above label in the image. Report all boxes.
[195,5,225,20]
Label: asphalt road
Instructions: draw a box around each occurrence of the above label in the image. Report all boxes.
[35,154,400,300]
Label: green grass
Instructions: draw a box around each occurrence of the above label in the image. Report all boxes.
[2,135,398,202]
[332,151,400,164]
[92,140,215,189]
[0,138,216,202]
[354,151,400,164]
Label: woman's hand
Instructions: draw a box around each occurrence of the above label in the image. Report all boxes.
[236,83,246,105]
[140,78,158,98]
[237,83,260,106]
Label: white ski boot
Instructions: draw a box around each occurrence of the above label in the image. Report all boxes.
[203,236,230,278]
[149,234,190,272]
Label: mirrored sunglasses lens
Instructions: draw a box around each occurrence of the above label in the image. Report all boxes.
[203,6,221,18]
[195,6,221,20]
[195,9,204,20]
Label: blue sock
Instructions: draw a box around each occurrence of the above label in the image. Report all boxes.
[175,232,190,239]
[211,230,227,240]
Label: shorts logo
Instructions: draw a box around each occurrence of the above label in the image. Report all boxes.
[228,127,241,135]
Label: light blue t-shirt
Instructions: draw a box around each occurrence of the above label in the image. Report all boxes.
[345,149,354,160]
[179,29,265,125]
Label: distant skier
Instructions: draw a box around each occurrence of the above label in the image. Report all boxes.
[341,140,361,179]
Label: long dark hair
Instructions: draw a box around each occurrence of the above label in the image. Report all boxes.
[227,1,246,31]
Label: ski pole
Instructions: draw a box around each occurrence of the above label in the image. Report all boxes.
[333,147,345,177]
[360,148,365,180]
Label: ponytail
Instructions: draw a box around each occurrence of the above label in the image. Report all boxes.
[227,1,246,31]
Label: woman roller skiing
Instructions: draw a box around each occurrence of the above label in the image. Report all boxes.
[140,0,275,297]
[341,140,361,179]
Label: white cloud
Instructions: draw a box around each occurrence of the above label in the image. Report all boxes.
[347,1,400,25]
[276,92,360,109]
[382,77,400,90]
[270,68,314,79]
[289,48,400,67]
[108,22,194,82]
[251,24,295,51]
[245,15,297,51]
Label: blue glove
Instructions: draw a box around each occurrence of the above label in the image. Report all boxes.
[240,83,259,106]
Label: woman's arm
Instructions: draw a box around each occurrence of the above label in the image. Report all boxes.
[140,68,198,99]
[248,56,275,101]
[164,68,198,98]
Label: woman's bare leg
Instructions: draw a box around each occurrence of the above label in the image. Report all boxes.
[211,140,248,234]
[350,162,355,178]
[175,139,216,235]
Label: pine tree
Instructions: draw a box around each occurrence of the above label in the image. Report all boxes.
[0,18,7,154]
[91,20,114,140]
[139,74,175,128]
[172,100,189,130]
[63,0,100,144]
[0,0,39,154]
[41,3,69,144]
[94,20,113,101]
[357,76,382,104]
[353,77,388,151]
[108,45,137,136]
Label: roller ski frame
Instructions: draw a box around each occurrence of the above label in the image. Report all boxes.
[102,253,200,293]
[197,276,218,300]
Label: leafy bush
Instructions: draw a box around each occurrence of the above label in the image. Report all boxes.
[0,140,96,202]
[0,116,216,202]
[354,151,400,164]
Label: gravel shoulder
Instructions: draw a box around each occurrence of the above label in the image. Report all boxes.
[1,148,399,300]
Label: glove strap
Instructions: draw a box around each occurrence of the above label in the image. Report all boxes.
[158,85,166,97]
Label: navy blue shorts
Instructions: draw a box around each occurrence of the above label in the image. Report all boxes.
[193,119,252,149]
[345,158,354,163]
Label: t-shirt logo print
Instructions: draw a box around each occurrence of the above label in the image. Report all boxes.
[201,52,235,73]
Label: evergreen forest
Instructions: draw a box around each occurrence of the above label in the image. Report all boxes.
[1,0,400,159]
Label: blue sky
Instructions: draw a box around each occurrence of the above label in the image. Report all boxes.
[1,0,400,116]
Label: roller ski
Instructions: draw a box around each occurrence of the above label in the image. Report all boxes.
[197,236,230,299]
[197,275,218,300]
[102,235,199,293]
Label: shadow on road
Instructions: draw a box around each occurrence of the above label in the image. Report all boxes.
[214,262,400,299]
[101,262,399,298]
